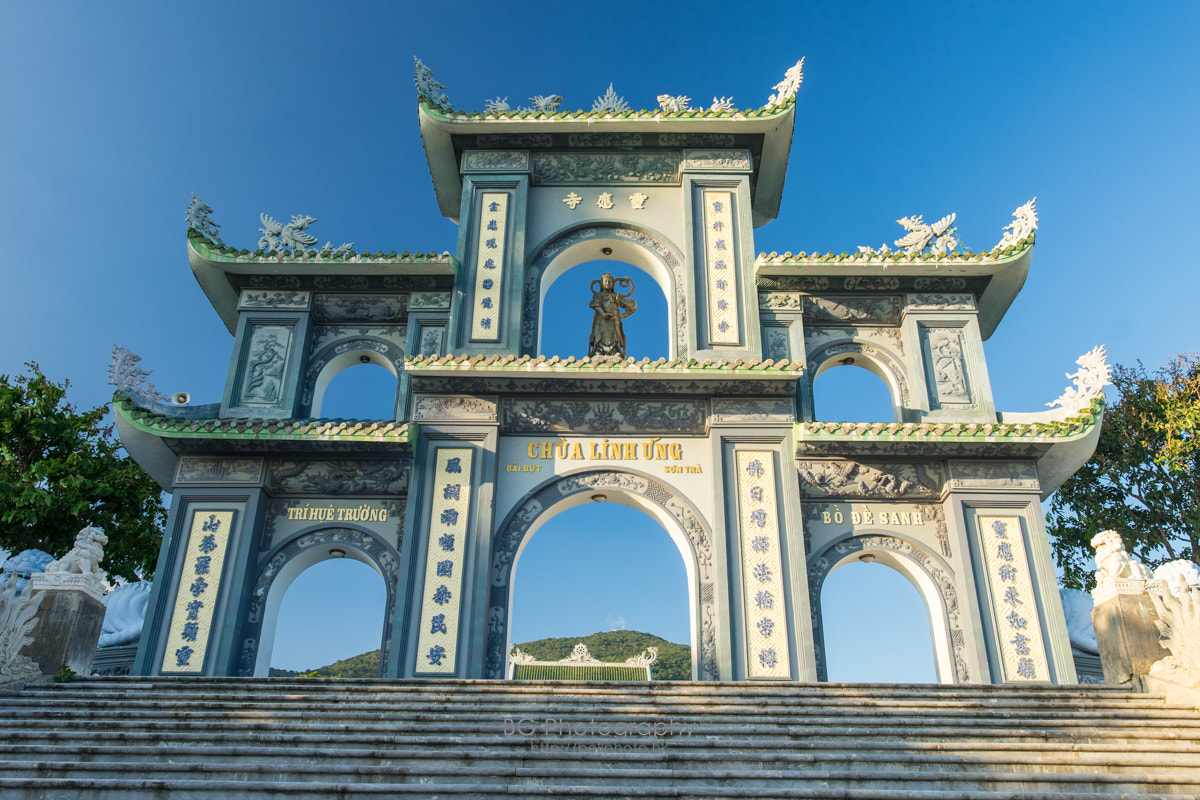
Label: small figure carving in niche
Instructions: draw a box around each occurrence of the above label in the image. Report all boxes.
[588,272,637,359]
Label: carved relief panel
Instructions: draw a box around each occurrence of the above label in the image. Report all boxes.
[920,324,971,408]
[239,323,294,408]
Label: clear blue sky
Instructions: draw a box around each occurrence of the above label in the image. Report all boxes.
[2,3,1197,678]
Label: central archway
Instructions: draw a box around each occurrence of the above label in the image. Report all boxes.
[522,224,688,359]
[486,468,718,680]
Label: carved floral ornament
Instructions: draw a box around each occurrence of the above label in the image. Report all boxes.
[1047,345,1111,409]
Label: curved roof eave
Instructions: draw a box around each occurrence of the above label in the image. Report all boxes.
[418,101,797,227]
[187,236,457,334]
[756,242,1033,340]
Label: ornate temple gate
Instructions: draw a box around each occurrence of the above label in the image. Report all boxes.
[117,60,1104,684]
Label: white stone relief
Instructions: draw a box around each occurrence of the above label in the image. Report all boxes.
[625,647,659,667]
[529,95,562,113]
[242,325,290,405]
[709,97,736,112]
[484,97,510,113]
[1047,345,1111,408]
[767,57,805,106]
[859,212,961,256]
[1148,577,1200,687]
[926,328,970,403]
[0,575,46,687]
[509,646,536,665]
[994,197,1039,250]
[563,643,600,663]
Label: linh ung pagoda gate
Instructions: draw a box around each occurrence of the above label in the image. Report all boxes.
[114,58,1110,685]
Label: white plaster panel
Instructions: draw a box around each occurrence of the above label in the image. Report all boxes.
[160,510,235,674]
[978,515,1050,682]
[416,448,473,675]
[736,451,790,679]
[703,190,739,345]
[471,194,507,342]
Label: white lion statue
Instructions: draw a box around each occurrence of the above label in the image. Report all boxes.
[45,527,108,580]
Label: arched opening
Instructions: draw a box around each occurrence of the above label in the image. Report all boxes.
[251,537,392,677]
[820,561,937,682]
[312,359,398,420]
[264,557,387,676]
[812,362,898,423]
[540,261,669,360]
[505,494,697,679]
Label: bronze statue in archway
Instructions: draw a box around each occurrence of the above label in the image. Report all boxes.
[587,272,637,358]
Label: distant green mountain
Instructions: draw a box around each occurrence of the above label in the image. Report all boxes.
[269,630,691,680]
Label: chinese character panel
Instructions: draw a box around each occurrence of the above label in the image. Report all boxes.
[415,448,474,674]
[736,451,790,679]
[978,515,1049,682]
[160,509,235,674]
[703,190,739,346]
[470,193,508,342]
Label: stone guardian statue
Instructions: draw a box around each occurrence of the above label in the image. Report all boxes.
[587,272,637,359]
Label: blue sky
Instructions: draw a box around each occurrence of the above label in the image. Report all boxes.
[2,3,1197,678]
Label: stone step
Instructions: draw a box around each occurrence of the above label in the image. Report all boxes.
[2,759,1198,795]
[5,741,1200,774]
[0,777,1188,800]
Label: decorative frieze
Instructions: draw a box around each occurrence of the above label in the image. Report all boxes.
[311,325,406,353]
[978,516,1050,682]
[471,193,508,342]
[266,460,410,495]
[312,294,408,323]
[409,292,452,310]
[416,448,473,675]
[238,290,311,310]
[736,452,790,679]
[703,190,739,345]
[502,398,705,434]
[948,461,1040,491]
[176,457,265,485]
[161,510,235,673]
[796,460,943,499]
[461,150,530,173]
[764,327,790,361]
[710,398,795,424]
[682,149,753,171]
[414,394,498,422]
[906,293,976,311]
[531,152,680,185]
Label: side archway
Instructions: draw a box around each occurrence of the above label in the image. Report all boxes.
[486,468,718,681]
[301,337,406,418]
[239,527,400,677]
[807,533,969,683]
[523,224,688,359]
[808,341,911,422]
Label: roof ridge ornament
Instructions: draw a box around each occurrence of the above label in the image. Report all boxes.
[592,83,630,113]
[995,197,1039,250]
[1047,345,1111,409]
[657,94,690,112]
[185,193,223,245]
[710,97,736,112]
[858,211,964,257]
[413,56,452,109]
[108,345,169,404]
[767,57,805,107]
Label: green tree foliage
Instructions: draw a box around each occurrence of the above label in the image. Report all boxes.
[0,363,166,580]
[1048,353,1200,590]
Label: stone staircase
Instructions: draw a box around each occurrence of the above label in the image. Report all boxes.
[2,677,1199,798]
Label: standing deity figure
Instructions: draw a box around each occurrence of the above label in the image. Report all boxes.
[587,272,637,359]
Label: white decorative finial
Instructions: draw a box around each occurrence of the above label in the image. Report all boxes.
[413,57,451,108]
[258,213,318,254]
[108,345,169,404]
[1047,345,1111,408]
[592,84,629,113]
[709,97,736,112]
[484,97,510,114]
[560,643,600,663]
[508,646,536,665]
[657,94,690,112]
[994,197,1039,250]
[861,212,961,256]
[185,194,223,245]
[767,57,805,106]
[625,647,659,667]
[528,95,562,113]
